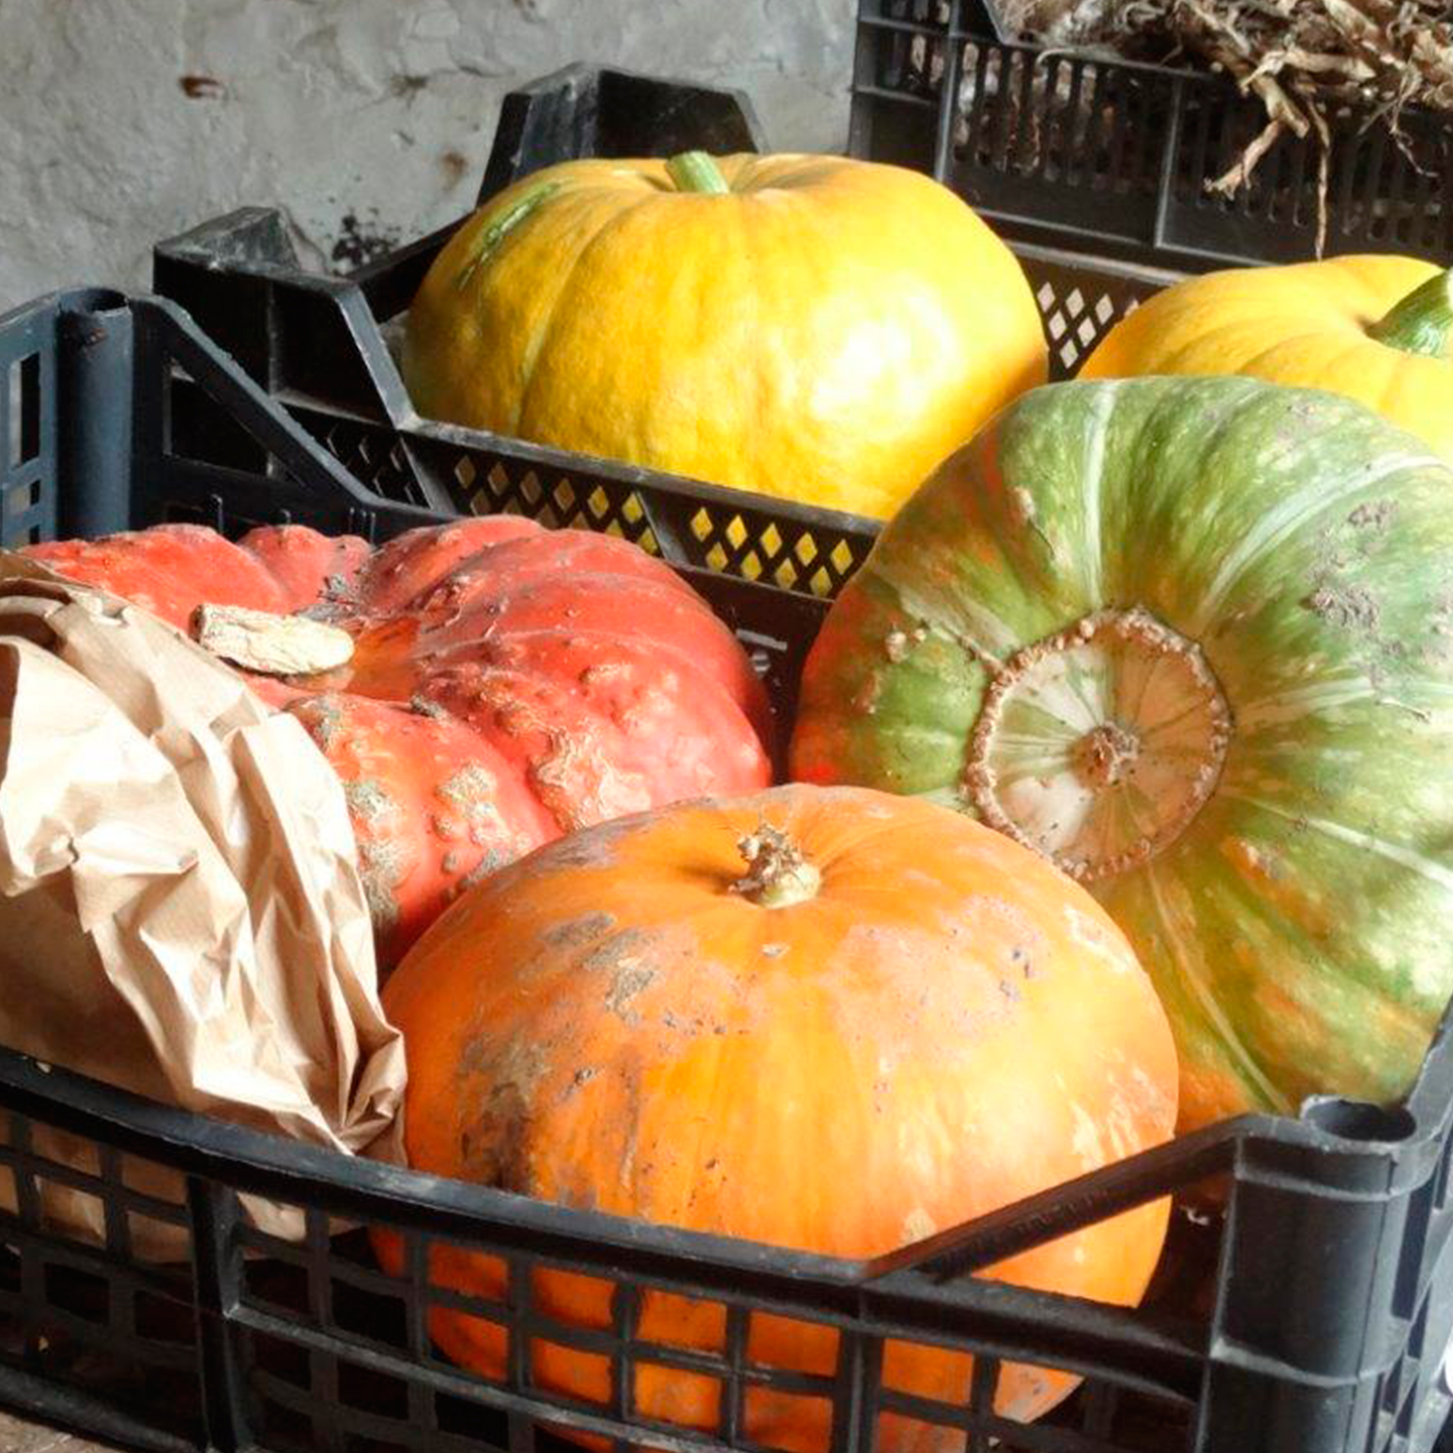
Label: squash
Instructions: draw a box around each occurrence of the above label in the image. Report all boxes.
[791,376,1453,1131]
[404,152,1047,520]
[1081,255,1453,462]
[375,783,1177,1447]
[26,518,771,966]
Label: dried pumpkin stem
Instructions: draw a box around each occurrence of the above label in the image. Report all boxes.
[1367,268,1453,358]
[963,608,1232,883]
[665,151,731,195]
[192,603,354,676]
[731,822,821,908]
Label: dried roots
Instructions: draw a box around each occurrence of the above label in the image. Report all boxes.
[998,0,1453,253]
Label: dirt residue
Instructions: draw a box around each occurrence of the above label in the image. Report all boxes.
[297,694,346,752]
[345,777,399,825]
[356,838,405,930]
[545,835,620,869]
[437,763,501,820]
[430,813,463,841]
[604,964,657,1023]
[543,911,617,950]
[451,849,511,901]
[853,671,882,715]
[528,728,650,834]
[1348,500,1397,533]
[456,1038,549,1191]
[883,623,931,663]
[1304,583,1381,632]
[961,894,1049,957]
[1433,590,1453,637]
[582,927,655,976]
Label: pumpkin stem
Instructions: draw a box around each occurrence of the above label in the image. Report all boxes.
[1071,722,1140,789]
[731,822,821,908]
[963,608,1231,883]
[1367,269,1453,358]
[192,603,355,676]
[666,151,731,196]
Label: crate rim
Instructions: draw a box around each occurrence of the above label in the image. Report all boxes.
[151,205,890,587]
[0,973,1445,1287]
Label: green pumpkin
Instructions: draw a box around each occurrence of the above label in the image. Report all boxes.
[791,375,1453,1131]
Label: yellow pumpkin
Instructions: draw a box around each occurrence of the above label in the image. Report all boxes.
[1081,255,1453,461]
[404,152,1047,520]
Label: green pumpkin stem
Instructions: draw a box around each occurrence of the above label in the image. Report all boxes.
[1367,268,1453,358]
[455,179,564,291]
[666,151,731,196]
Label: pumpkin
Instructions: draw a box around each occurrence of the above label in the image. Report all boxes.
[1082,255,1453,462]
[375,783,1177,1448]
[25,518,771,966]
[403,152,1047,521]
[791,376,1453,1132]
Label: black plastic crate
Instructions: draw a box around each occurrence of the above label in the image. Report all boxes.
[5,284,1453,1453]
[149,63,1180,556]
[849,0,1453,271]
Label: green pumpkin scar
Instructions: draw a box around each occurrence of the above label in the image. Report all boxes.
[456,180,565,292]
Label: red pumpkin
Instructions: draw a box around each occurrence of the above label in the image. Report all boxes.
[26,519,772,965]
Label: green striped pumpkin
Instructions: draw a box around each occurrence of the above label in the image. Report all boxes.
[791,375,1453,1130]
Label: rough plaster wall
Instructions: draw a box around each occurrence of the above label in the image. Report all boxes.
[0,0,855,309]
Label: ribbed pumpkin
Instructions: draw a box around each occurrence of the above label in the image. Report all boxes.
[1082,255,1453,461]
[375,784,1178,1448]
[26,518,771,965]
[791,376,1453,1132]
[404,152,1047,520]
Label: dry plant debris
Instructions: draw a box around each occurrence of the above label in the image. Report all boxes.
[994,0,1453,251]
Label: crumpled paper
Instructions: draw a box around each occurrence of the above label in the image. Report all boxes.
[0,553,406,1260]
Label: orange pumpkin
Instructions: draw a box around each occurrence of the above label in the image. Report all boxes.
[376,784,1178,1450]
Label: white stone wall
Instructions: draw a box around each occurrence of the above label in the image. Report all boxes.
[0,0,855,309]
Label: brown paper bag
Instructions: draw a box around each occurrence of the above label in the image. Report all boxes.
[0,554,406,1260]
